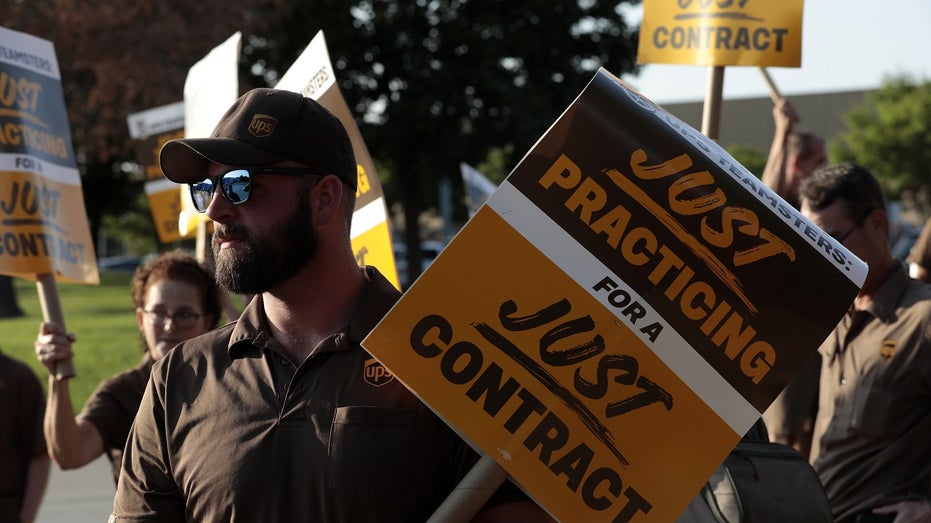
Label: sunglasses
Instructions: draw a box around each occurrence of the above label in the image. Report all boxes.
[829,208,875,244]
[189,166,323,212]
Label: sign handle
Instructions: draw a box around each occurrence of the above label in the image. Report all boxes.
[701,66,725,141]
[195,220,209,263]
[36,273,75,379]
[427,453,508,523]
[759,67,782,103]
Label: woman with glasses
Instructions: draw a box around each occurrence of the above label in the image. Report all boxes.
[33,250,221,486]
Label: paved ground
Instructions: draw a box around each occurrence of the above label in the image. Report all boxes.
[36,457,114,523]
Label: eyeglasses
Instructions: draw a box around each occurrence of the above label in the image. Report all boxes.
[142,309,204,329]
[189,166,323,212]
[830,210,873,244]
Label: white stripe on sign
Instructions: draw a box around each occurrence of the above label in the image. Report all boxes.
[486,181,759,436]
[0,153,80,186]
[350,197,389,240]
[144,178,178,195]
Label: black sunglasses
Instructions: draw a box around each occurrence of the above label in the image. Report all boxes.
[189,166,323,212]
[830,208,875,244]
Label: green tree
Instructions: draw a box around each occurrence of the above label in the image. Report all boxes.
[1,3,284,315]
[2,1,287,252]
[833,75,931,217]
[252,0,643,280]
[3,1,643,285]
[0,275,24,318]
[725,143,767,179]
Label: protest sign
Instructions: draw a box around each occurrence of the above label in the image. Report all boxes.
[127,101,187,244]
[1,25,101,378]
[276,31,400,290]
[638,0,804,67]
[460,162,498,219]
[363,68,865,522]
[177,32,241,244]
[0,26,98,283]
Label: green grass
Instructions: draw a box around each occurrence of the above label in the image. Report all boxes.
[2,271,143,410]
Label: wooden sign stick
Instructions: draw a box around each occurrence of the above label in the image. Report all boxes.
[759,67,783,103]
[36,273,75,379]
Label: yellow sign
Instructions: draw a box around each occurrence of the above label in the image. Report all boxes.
[638,0,804,67]
[0,26,98,284]
[276,31,401,290]
[363,69,864,521]
[128,102,188,244]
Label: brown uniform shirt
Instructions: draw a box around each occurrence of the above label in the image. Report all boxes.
[811,264,931,523]
[79,354,152,486]
[111,267,494,522]
[0,351,46,522]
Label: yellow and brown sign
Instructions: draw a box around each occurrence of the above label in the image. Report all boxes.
[638,0,804,67]
[363,69,864,521]
[127,102,188,244]
[0,25,98,284]
[276,31,401,290]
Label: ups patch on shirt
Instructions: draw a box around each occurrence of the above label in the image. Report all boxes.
[880,340,897,360]
[363,357,395,387]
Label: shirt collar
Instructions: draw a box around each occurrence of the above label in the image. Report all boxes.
[226,266,401,358]
[862,262,909,322]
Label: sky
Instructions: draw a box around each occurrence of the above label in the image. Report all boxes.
[618,0,931,104]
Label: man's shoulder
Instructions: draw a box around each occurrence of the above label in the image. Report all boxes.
[887,279,931,338]
[0,351,41,387]
[899,277,931,309]
[153,323,239,372]
[98,355,153,391]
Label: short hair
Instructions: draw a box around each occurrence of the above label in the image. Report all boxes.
[788,132,823,161]
[799,162,886,222]
[131,250,221,328]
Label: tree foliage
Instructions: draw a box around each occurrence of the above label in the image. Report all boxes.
[3,1,642,284]
[833,75,931,217]
[0,275,24,318]
[725,144,767,179]
[2,1,287,249]
[249,0,642,278]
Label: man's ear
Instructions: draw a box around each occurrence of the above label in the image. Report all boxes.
[866,207,889,238]
[312,174,344,225]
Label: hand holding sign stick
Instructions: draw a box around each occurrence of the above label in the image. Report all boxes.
[36,274,76,379]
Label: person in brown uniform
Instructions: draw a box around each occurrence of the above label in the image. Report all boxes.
[111,88,552,522]
[800,162,931,523]
[34,251,220,485]
[760,97,828,458]
[761,98,827,210]
[0,350,49,523]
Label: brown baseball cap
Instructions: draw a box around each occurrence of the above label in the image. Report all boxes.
[159,88,357,190]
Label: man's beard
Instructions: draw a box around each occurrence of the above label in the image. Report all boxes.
[213,199,319,294]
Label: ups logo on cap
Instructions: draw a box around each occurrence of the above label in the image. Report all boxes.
[363,358,395,387]
[248,114,277,137]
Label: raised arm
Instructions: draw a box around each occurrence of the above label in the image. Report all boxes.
[35,322,105,469]
[760,98,799,199]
